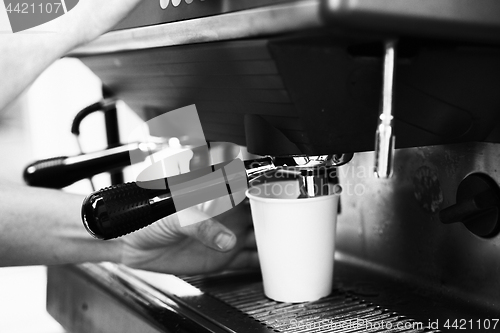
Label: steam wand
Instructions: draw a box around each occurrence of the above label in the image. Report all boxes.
[374,40,397,178]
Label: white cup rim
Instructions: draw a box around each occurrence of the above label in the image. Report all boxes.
[245,184,341,203]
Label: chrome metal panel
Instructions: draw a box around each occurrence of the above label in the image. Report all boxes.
[335,142,500,312]
[72,0,500,55]
[323,0,500,44]
[71,1,322,55]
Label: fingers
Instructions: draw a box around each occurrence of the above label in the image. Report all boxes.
[180,216,237,252]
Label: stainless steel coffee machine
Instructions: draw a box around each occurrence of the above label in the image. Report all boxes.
[45,1,500,332]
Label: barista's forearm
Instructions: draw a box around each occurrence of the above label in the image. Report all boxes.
[0,0,143,111]
[0,36,66,112]
[0,14,81,112]
[0,181,121,267]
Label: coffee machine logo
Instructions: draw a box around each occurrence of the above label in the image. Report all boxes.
[129,105,248,227]
[1,0,79,33]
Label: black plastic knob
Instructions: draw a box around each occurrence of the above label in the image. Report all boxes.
[439,173,500,238]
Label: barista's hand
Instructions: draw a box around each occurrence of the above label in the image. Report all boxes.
[119,202,259,275]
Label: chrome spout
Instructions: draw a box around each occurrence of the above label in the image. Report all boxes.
[374,40,397,179]
[247,154,351,197]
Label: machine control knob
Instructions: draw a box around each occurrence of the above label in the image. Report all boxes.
[439,173,500,238]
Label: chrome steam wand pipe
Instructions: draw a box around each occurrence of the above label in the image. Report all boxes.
[374,40,397,179]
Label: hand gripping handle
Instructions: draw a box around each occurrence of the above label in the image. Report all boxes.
[82,182,175,240]
[82,159,252,240]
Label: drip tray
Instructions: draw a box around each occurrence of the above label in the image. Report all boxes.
[47,260,498,333]
[182,275,435,332]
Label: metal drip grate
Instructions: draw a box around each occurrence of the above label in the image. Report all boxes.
[182,276,441,333]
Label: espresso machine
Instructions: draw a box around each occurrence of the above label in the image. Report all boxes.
[43,1,500,332]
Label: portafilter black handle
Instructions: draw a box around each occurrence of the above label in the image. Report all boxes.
[23,156,70,189]
[81,158,275,240]
[23,143,142,189]
[82,182,175,240]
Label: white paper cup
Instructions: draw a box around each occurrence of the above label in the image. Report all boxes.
[246,181,340,303]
